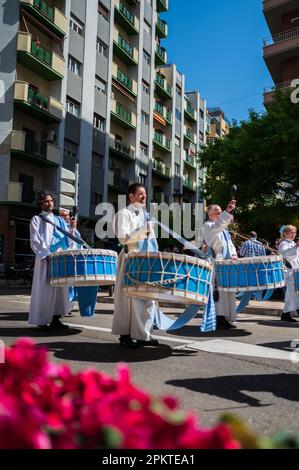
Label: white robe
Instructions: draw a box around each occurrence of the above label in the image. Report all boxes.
[279,240,299,314]
[202,211,237,322]
[28,212,70,326]
[111,205,157,341]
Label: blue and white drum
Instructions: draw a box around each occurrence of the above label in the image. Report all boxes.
[49,249,118,287]
[123,251,213,305]
[293,268,299,292]
[216,255,285,292]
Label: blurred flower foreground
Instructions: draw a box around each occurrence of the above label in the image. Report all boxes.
[0,339,298,449]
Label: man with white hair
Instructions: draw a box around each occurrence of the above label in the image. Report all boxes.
[202,200,238,329]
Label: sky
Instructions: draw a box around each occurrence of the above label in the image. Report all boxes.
[163,0,273,122]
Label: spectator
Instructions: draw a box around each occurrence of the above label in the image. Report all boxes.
[239,231,266,258]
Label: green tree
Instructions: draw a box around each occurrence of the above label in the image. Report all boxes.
[199,91,299,242]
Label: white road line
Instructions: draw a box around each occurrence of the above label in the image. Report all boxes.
[64,322,195,345]
[185,339,293,361]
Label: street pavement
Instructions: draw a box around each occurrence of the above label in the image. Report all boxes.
[0,291,298,438]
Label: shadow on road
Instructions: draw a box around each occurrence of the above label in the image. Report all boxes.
[0,312,28,322]
[166,373,299,408]
[40,340,195,363]
[166,325,252,338]
[0,326,82,338]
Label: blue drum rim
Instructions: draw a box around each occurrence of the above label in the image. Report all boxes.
[125,251,213,271]
[124,286,209,305]
[217,281,285,292]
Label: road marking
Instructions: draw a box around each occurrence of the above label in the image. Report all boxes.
[64,322,195,345]
[185,339,293,361]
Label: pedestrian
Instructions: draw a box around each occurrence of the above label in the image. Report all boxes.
[28,193,75,329]
[202,200,238,329]
[279,225,299,322]
[239,231,266,258]
[111,183,160,348]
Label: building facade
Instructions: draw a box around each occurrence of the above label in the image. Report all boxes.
[0,0,208,264]
[263,0,299,104]
[206,107,230,144]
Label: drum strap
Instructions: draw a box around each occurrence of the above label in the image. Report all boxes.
[39,214,89,248]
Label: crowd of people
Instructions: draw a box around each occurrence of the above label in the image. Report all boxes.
[27,185,299,347]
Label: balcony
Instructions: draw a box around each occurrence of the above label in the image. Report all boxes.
[112,63,137,96]
[184,100,197,122]
[263,27,299,81]
[156,17,168,39]
[184,127,197,144]
[111,99,136,129]
[10,130,60,167]
[113,28,138,66]
[155,44,167,66]
[154,101,172,125]
[108,170,129,194]
[152,159,170,179]
[184,151,197,169]
[263,80,293,103]
[109,138,135,161]
[155,72,172,98]
[20,0,67,38]
[114,0,139,35]
[14,81,63,123]
[157,0,168,13]
[183,176,196,192]
[153,131,171,153]
[263,0,299,33]
[17,32,64,80]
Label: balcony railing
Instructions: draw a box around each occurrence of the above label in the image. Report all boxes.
[263,26,299,46]
[14,81,63,122]
[183,176,196,191]
[153,131,171,151]
[155,73,172,97]
[152,159,170,177]
[119,2,134,26]
[155,44,167,64]
[117,68,133,90]
[184,152,196,168]
[118,34,133,58]
[10,130,60,166]
[20,0,67,37]
[110,139,135,160]
[154,101,172,124]
[111,99,136,128]
[157,0,168,13]
[264,80,293,93]
[156,17,168,37]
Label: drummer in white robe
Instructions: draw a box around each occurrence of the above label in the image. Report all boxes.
[279,225,299,322]
[29,193,76,329]
[202,200,238,329]
[112,183,159,348]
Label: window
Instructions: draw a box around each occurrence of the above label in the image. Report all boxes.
[139,173,147,186]
[93,113,105,131]
[70,14,84,36]
[143,50,151,65]
[175,163,180,175]
[175,136,180,147]
[98,2,109,21]
[176,84,182,96]
[95,75,106,94]
[199,131,204,141]
[140,143,148,157]
[66,97,80,117]
[142,80,150,94]
[144,19,151,34]
[68,55,81,76]
[141,111,149,125]
[96,38,108,57]
[175,109,181,121]
[92,153,103,169]
[91,192,102,206]
[200,109,204,119]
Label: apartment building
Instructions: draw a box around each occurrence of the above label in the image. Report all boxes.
[0,0,208,264]
[206,107,230,144]
[263,0,299,104]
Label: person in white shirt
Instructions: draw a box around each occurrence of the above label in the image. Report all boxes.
[202,200,238,329]
[29,193,75,329]
[279,225,299,322]
[112,183,159,348]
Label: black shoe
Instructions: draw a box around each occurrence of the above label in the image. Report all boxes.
[281,313,297,323]
[38,324,50,330]
[50,317,69,329]
[119,335,138,348]
[217,317,235,330]
[136,338,160,347]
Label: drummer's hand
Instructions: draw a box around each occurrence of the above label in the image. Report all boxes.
[231,255,238,260]
[226,200,237,213]
[146,221,155,236]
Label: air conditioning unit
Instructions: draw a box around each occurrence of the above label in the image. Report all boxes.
[41,130,56,142]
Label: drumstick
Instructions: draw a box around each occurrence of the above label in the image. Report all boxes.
[39,214,91,249]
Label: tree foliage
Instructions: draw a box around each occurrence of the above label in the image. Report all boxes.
[198,91,299,241]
